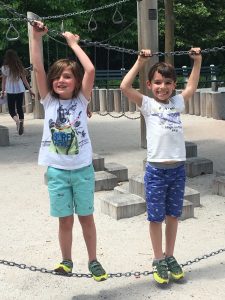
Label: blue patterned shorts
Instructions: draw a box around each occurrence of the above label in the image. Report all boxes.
[144,162,186,222]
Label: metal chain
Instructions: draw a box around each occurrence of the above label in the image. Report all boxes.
[96,111,141,120]
[1,248,224,278]
[1,1,225,57]
[0,0,131,22]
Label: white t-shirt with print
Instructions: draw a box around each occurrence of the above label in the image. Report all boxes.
[140,94,186,162]
[1,65,25,93]
[38,92,92,170]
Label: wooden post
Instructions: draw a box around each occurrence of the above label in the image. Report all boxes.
[137,0,159,148]
[27,12,44,119]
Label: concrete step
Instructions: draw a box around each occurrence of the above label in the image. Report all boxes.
[101,193,146,220]
[185,157,213,177]
[114,182,129,194]
[180,200,194,220]
[105,175,198,220]
[44,170,118,192]
[101,191,194,221]
[0,125,9,146]
[93,153,105,171]
[143,141,197,169]
[184,187,200,207]
[95,171,118,191]
[212,175,225,196]
[185,141,197,158]
[104,162,128,182]
[128,172,200,206]
[215,170,225,177]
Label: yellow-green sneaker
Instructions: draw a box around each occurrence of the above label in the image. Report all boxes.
[54,259,73,275]
[165,256,184,280]
[152,259,169,284]
[88,260,108,282]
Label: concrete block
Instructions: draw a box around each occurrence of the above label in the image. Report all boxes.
[200,92,206,117]
[95,171,117,191]
[194,91,200,116]
[92,88,100,112]
[215,170,225,177]
[93,153,105,171]
[121,94,129,112]
[129,172,145,199]
[114,182,129,195]
[185,157,213,177]
[0,125,10,146]
[99,89,107,112]
[212,176,225,196]
[185,141,197,158]
[211,92,225,120]
[184,186,200,207]
[104,162,128,182]
[129,101,136,112]
[188,95,195,115]
[179,200,194,221]
[143,142,197,168]
[113,89,121,113]
[101,193,146,220]
[206,92,212,118]
[24,91,33,114]
[107,89,114,112]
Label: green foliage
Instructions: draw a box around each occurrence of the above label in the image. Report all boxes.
[0,0,225,68]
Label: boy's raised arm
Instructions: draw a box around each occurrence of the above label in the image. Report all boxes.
[120,49,151,107]
[181,47,202,102]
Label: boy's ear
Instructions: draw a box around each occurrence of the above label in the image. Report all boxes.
[146,80,151,89]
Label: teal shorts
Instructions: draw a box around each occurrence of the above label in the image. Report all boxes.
[47,164,95,217]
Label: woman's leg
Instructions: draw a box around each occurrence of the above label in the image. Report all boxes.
[7,93,18,121]
[15,92,24,121]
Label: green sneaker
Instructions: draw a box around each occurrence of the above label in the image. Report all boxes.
[165,256,184,280]
[54,259,73,275]
[88,260,108,282]
[152,259,169,284]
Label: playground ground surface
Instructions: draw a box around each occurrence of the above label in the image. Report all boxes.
[0,112,225,300]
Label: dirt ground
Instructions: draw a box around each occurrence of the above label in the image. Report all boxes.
[0,112,225,300]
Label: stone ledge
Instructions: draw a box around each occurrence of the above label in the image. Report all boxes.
[95,171,118,191]
[101,193,146,220]
[0,125,9,146]
[93,153,105,171]
[212,175,225,196]
[185,157,213,177]
[104,162,128,182]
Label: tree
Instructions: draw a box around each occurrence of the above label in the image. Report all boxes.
[164,0,174,65]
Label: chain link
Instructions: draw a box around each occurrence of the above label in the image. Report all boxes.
[1,248,224,278]
[1,0,225,57]
[0,0,131,22]
[96,111,141,120]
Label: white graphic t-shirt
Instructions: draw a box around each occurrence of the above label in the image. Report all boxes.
[140,94,186,162]
[38,92,92,170]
